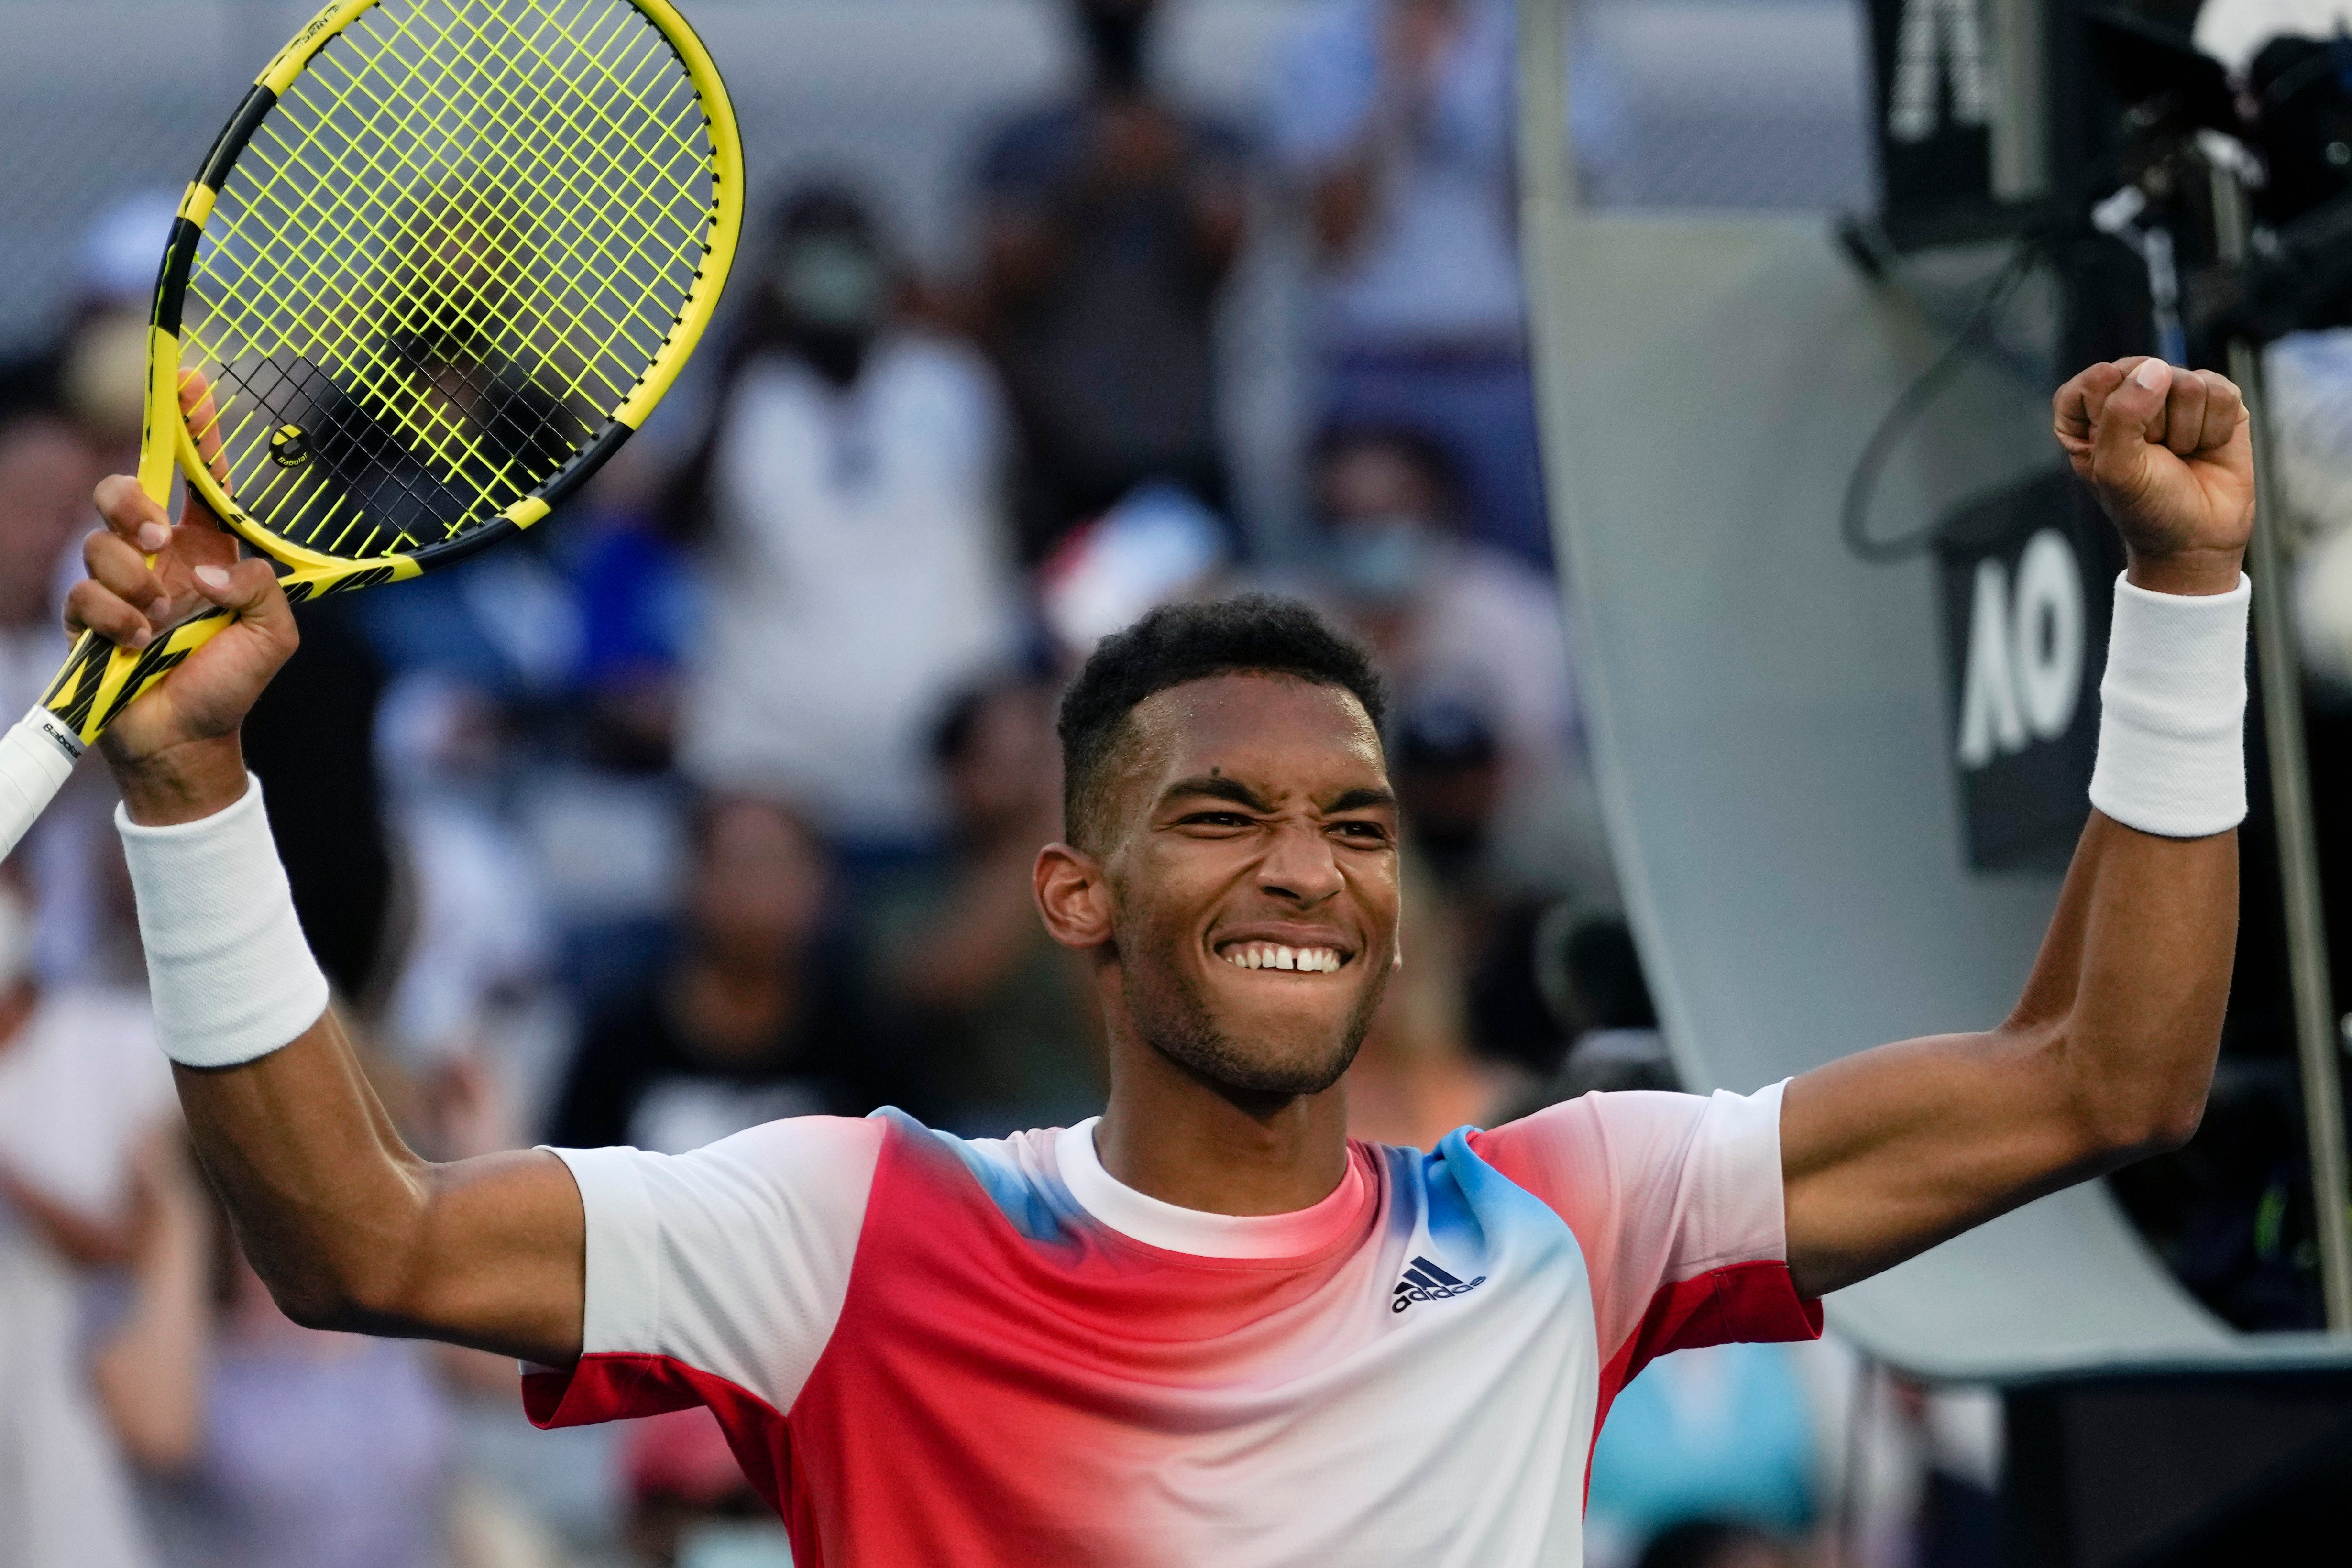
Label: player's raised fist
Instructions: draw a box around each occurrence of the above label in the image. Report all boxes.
[2054,357,2253,596]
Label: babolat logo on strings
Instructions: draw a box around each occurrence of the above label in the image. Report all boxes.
[1392,1255,1485,1313]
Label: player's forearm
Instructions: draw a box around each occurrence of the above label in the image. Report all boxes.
[2015,555,2250,1155]
[172,1012,438,1331]
[116,747,417,1328]
[2005,810,2235,1159]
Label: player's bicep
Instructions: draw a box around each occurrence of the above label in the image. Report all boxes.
[397,1148,586,1367]
[1779,1028,2097,1296]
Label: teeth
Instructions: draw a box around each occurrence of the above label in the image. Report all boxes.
[1221,944,1343,972]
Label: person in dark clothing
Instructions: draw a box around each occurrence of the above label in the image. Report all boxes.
[547,796,899,1153]
[241,600,394,1002]
[973,0,1248,560]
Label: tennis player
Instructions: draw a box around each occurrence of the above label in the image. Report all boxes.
[70,356,2248,1564]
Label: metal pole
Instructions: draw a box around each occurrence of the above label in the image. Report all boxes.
[2212,164,2352,1331]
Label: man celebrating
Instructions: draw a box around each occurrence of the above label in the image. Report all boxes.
[67,357,2248,1564]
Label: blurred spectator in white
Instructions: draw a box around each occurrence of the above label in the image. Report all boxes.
[972,0,1248,562]
[1268,0,1549,567]
[618,1407,788,1568]
[549,796,904,1153]
[672,183,1022,852]
[869,674,1103,1136]
[0,870,181,1568]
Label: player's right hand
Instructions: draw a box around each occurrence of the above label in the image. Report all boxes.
[65,376,297,817]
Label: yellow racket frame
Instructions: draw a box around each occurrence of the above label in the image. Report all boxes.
[35,0,742,750]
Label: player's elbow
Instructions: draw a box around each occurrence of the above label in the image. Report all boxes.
[254,1247,422,1335]
[2099,1096,2205,1161]
[265,1275,363,1333]
[2066,1047,2212,1162]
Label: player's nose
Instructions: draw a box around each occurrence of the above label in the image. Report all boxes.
[1257,820,1343,906]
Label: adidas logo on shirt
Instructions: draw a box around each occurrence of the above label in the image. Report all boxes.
[1391,1255,1487,1313]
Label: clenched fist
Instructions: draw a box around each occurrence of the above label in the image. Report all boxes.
[2054,357,2253,598]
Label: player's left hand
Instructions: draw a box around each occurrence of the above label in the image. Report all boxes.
[2054,357,2253,596]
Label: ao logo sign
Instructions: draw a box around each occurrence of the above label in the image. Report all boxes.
[1888,0,1991,143]
[1956,529,2085,768]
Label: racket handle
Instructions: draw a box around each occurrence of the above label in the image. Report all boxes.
[0,612,237,861]
[0,707,87,861]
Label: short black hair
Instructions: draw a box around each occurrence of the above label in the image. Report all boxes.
[1056,595,1386,849]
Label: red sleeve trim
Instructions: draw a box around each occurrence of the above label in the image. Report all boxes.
[522,1352,796,1520]
[1595,1260,1823,1434]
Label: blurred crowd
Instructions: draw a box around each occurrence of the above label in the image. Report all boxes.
[0,2,1991,1566]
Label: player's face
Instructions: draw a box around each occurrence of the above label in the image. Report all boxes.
[1102,674,1401,1097]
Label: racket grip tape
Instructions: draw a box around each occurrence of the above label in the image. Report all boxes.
[0,708,88,861]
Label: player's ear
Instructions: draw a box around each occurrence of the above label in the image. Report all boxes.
[1034,841,1114,950]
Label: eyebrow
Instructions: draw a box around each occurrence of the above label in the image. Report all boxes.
[1324,787,1397,814]
[1160,775,1276,813]
[1157,778,1397,816]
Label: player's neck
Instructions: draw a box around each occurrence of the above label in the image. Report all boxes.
[1093,1046,1352,1217]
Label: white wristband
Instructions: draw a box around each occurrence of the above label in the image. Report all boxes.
[2088,572,2251,838]
[116,774,331,1068]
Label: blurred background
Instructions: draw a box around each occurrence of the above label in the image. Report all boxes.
[7,0,2352,1565]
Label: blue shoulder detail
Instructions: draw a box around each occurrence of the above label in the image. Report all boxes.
[1405,1126,1582,1276]
[868,1106,1074,1245]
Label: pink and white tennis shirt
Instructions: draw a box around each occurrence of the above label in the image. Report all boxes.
[527,1084,1820,1566]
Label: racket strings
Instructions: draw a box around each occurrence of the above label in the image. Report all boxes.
[177,0,717,559]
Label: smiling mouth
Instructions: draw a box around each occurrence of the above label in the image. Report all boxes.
[1216,942,1348,974]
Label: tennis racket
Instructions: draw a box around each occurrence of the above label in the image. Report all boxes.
[0,0,742,857]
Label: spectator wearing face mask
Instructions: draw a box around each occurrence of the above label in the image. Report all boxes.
[1309,423,1576,779]
[971,0,1249,562]
[670,183,1023,853]
[1297,424,1614,917]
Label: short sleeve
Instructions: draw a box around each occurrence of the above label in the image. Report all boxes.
[523,1115,883,1428]
[1469,1084,1821,1391]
